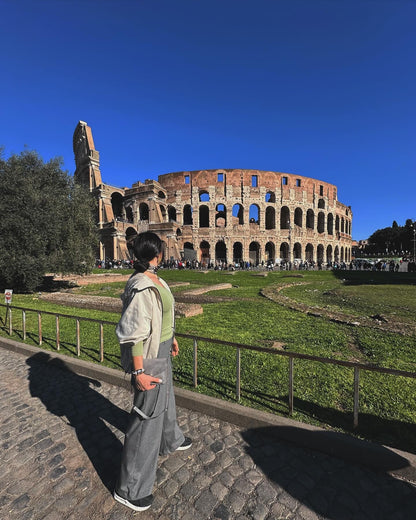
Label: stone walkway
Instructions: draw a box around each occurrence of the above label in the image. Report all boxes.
[1,347,416,520]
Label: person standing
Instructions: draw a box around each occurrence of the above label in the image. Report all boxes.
[114,232,192,512]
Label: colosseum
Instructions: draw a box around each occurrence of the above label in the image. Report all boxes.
[73,121,352,266]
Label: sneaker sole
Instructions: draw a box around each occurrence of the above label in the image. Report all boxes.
[176,442,192,451]
[113,491,152,511]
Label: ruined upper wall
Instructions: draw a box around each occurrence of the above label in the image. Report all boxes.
[73,121,102,190]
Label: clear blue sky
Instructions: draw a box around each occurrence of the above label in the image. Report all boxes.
[1,0,415,241]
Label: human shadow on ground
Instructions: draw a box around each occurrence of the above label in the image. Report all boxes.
[26,352,129,492]
[241,426,416,520]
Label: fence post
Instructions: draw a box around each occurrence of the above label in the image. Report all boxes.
[22,310,26,340]
[8,306,12,335]
[236,347,241,402]
[99,323,104,362]
[353,366,360,429]
[193,338,198,387]
[38,312,42,346]
[56,315,60,350]
[288,356,294,415]
[76,319,80,356]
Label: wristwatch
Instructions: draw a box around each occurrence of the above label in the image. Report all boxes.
[131,368,145,376]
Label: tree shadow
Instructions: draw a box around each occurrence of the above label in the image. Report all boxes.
[241,426,416,520]
[26,352,129,492]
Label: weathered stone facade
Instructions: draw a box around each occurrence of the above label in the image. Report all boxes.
[73,121,352,264]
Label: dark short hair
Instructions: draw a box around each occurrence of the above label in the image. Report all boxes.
[133,232,163,272]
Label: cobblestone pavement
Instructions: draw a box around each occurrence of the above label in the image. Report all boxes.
[1,348,416,520]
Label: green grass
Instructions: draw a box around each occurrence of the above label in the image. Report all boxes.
[2,269,416,452]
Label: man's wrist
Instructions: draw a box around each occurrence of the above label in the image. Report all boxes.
[132,368,145,376]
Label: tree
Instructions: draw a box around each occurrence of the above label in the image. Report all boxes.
[0,149,97,292]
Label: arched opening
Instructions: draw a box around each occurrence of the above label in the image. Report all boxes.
[215,241,227,263]
[249,204,260,225]
[183,242,196,261]
[199,240,210,265]
[265,207,276,230]
[265,241,275,262]
[199,191,210,202]
[111,192,123,220]
[265,191,276,203]
[183,204,193,225]
[280,242,289,262]
[305,243,314,262]
[159,205,167,222]
[293,242,302,260]
[176,228,182,236]
[327,213,334,235]
[335,215,340,232]
[317,244,324,263]
[126,227,137,258]
[318,198,325,209]
[306,209,314,229]
[249,241,260,265]
[334,246,340,263]
[158,191,166,199]
[341,217,345,233]
[341,246,344,262]
[168,205,177,222]
[139,202,149,221]
[326,245,333,263]
[126,206,133,223]
[280,206,290,229]
[216,204,226,227]
[199,205,209,228]
[233,242,243,263]
[294,208,303,227]
[232,204,244,225]
[317,212,325,233]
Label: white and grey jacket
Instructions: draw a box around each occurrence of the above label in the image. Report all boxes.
[116,272,175,372]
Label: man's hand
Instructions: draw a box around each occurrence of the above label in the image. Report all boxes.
[134,373,162,391]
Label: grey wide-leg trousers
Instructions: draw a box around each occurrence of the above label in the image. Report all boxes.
[116,337,185,500]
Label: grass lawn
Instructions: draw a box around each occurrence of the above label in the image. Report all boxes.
[1,268,415,451]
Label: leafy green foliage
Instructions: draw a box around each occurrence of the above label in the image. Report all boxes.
[0,150,97,292]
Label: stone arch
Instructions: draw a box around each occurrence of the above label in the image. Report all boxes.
[294,207,303,227]
[200,240,210,264]
[168,205,177,222]
[160,205,167,221]
[335,215,340,232]
[305,243,314,262]
[327,213,334,235]
[280,242,289,262]
[306,209,314,229]
[326,245,333,263]
[280,206,290,229]
[249,204,260,225]
[126,227,137,257]
[265,191,276,203]
[183,204,193,225]
[341,246,344,262]
[233,242,243,263]
[183,242,195,261]
[341,217,345,233]
[215,240,227,263]
[265,206,276,230]
[126,206,133,223]
[199,205,209,228]
[199,190,210,202]
[249,241,260,265]
[111,192,123,219]
[232,204,244,225]
[334,246,340,262]
[158,190,166,199]
[265,241,275,262]
[318,198,325,209]
[293,242,302,260]
[139,202,149,221]
[317,244,324,263]
[176,228,182,237]
[216,204,226,227]
[317,212,325,233]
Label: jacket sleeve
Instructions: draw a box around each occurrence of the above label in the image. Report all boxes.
[116,288,153,347]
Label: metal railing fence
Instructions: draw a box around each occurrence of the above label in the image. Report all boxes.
[2,303,416,429]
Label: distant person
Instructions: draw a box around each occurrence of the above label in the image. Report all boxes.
[114,231,192,512]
